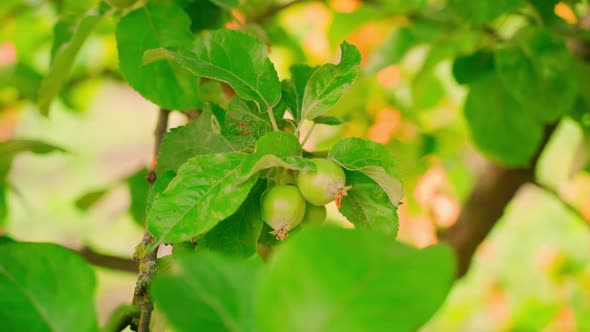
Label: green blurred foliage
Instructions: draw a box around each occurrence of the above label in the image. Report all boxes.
[0,0,589,330]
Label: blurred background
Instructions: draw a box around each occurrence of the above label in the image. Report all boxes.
[1,0,590,331]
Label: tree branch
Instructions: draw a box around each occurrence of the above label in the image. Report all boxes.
[440,165,533,277]
[130,108,170,332]
[101,304,139,332]
[441,123,556,278]
[78,247,136,273]
[441,12,590,279]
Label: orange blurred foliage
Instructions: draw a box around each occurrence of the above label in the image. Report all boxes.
[377,65,401,89]
[367,107,401,143]
[555,2,577,24]
[0,107,18,142]
[486,283,510,330]
[329,0,361,13]
[0,41,16,66]
[347,23,389,65]
[545,306,577,332]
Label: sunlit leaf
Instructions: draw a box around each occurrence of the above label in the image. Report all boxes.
[38,13,103,116]
[258,227,456,332]
[199,180,266,257]
[339,172,398,236]
[116,2,202,110]
[156,111,239,176]
[148,152,258,245]
[143,29,281,111]
[329,137,403,206]
[301,42,361,120]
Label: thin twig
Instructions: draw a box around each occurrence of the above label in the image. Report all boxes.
[130,108,170,331]
[301,122,316,146]
[267,107,280,131]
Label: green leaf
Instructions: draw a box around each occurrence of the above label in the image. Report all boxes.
[0,235,14,245]
[339,172,398,236]
[146,170,176,213]
[0,139,66,173]
[364,27,421,74]
[116,3,202,111]
[301,41,361,120]
[174,0,231,32]
[0,63,43,100]
[51,18,76,63]
[464,74,543,167]
[0,140,65,224]
[143,29,281,111]
[60,0,100,15]
[258,227,456,332]
[575,61,590,106]
[151,253,260,332]
[74,188,109,211]
[252,131,301,157]
[237,132,314,179]
[495,27,577,122]
[313,115,344,126]
[529,0,560,23]
[148,152,258,245]
[0,185,6,227]
[199,180,265,257]
[281,65,316,121]
[156,111,239,176]
[329,137,403,207]
[0,139,67,157]
[239,155,313,180]
[38,13,103,116]
[0,242,98,332]
[127,168,148,226]
[0,1,23,18]
[452,50,494,85]
[208,0,239,9]
[328,4,389,48]
[264,23,306,64]
[446,0,524,24]
[411,68,445,109]
[223,97,274,146]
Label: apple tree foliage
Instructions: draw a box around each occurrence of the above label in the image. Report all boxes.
[1,0,589,331]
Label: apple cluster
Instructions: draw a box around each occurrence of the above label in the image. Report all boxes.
[261,159,349,240]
